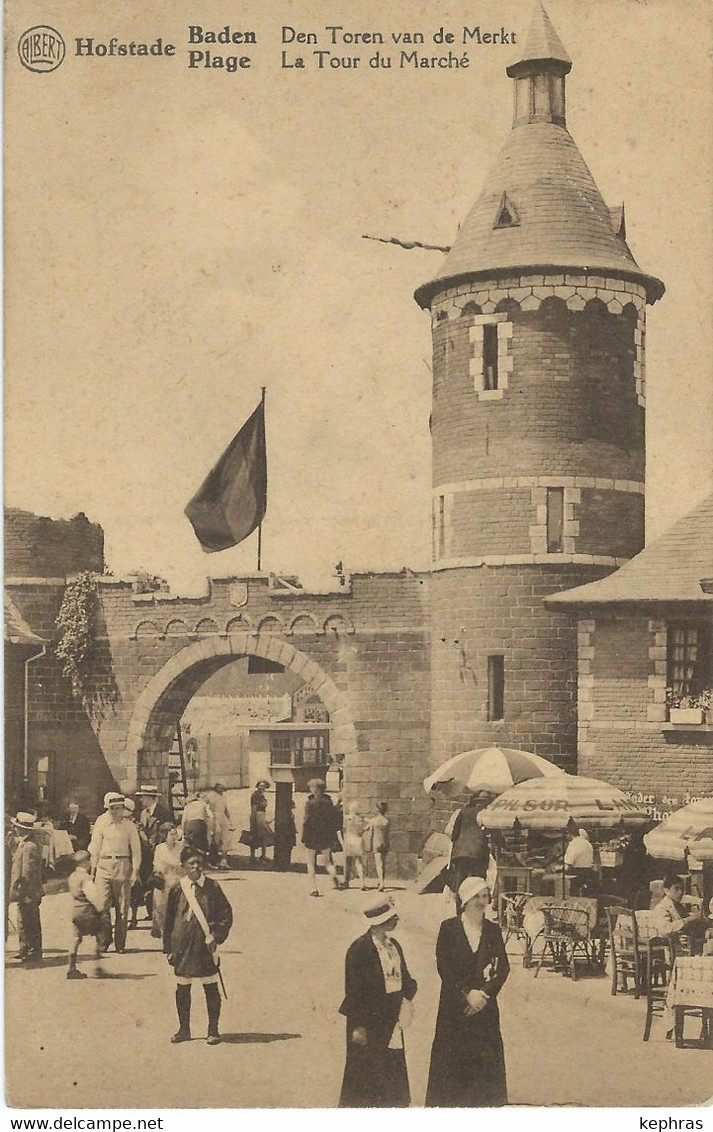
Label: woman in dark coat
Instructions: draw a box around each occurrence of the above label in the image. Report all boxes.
[163,846,233,1045]
[339,895,417,1107]
[426,876,509,1107]
[302,779,339,895]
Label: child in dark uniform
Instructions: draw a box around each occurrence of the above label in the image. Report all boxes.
[163,846,233,1045]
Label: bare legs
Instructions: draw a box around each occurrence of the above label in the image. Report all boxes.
[344,855,366,889]
[374,850,386,891]
[305,848,337,894]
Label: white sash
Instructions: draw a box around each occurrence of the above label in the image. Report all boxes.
[180,876,218,956]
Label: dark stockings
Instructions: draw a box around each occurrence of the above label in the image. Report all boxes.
[204,982,221,1037]
[175,984,192,1035]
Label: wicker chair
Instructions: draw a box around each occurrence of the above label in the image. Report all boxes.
[499,891,534,965]
[534,904,594,981]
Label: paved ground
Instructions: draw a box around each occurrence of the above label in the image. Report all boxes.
[5,865,712,1109]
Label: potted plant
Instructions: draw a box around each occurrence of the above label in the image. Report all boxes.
[666,688,713,726]
[598,834,627,869]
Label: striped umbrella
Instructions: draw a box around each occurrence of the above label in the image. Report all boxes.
[478,774,650,832]
[423,746,566,796]
[643,798,713,863]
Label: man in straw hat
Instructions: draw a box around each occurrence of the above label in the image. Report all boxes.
[136,784,173,848]
[89,792,141,953]
[163,845,233,1045]
[338,894,417,1107]
[9,812,44,964]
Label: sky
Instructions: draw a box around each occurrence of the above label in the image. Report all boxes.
[5,0,713,591]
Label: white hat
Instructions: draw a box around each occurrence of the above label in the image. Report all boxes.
[458,876,490,907]
[363,894,398,927]
[123,798,136,813]
[13,812,37,831]
[135,784,159,796]
[105,792,126,809]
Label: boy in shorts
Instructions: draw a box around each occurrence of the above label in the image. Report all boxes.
[67,850,106,979]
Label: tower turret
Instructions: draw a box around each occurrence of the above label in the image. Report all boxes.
[417,3,664,769]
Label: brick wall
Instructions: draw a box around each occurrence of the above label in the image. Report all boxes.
[427,272,647,784]
[577,490,644,559]
[578,611,713,807]
[449,487,533,557]
[7,571,432,877]
[432,294,643,487]
[430,563,612,771]
[5,508,104,577]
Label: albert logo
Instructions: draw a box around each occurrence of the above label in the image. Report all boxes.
[18,25,66,72]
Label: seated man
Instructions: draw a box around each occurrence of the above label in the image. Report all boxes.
[651,873,702,941]
[564,829,597,896]
[58,802,91,852]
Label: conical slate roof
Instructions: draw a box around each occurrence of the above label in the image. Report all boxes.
[414,5,664,309]
[508,1,571,72]
[546,495,713,606]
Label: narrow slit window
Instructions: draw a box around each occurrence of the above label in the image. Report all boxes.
[483,324,499,389]
[487,655,505,721]
[437,494,446,559]
[547,487,565,553]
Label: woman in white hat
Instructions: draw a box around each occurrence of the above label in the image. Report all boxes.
[338,894,417,1107]
[426,876,509,1107]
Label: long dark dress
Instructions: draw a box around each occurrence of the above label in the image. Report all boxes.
[339,931,417,1108]
[426,916,509,1107]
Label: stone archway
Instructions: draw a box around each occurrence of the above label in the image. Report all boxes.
[121,631,357,794]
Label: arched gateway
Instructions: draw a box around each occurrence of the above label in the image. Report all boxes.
[125,631,358,792]
[8,561,432,877]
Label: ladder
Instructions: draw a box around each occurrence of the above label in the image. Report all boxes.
[168,722,189,818]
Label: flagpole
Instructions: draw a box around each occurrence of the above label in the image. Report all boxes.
[257,386,266,571]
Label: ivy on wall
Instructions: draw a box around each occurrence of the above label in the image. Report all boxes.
[55,571,99,708]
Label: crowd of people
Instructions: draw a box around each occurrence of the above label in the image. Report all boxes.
[8,778,713,1104]
[6,777,393,967]
[6,782,235,970]
[300,779,391,896]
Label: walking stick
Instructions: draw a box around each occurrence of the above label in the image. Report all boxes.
[217,958,228,1000]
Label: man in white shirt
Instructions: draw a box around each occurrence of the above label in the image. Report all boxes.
[89,795,141,953]
[564,828,595,869]
[652,873,702,940]
[564,828,596,895]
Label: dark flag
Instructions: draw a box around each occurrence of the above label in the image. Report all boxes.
[185,401,267,553]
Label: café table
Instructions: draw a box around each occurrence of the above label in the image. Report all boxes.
[665,955,713,1048]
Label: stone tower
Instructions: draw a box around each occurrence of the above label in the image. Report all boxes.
[415,3,664,770]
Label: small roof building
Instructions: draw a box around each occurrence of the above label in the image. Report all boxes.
[545,496,713,819]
